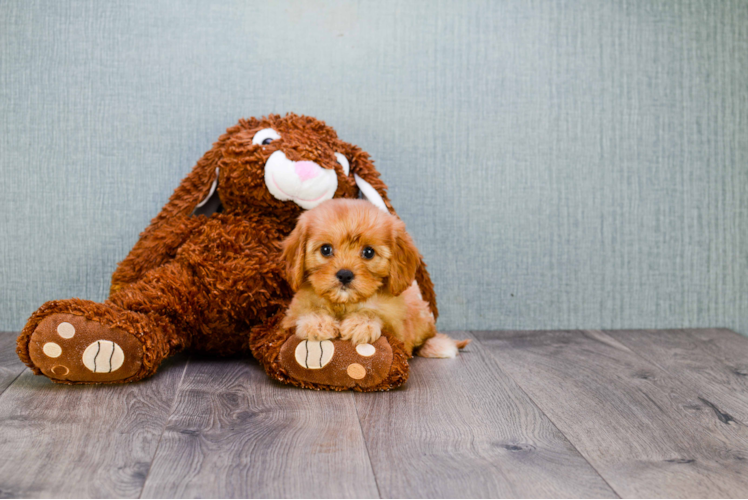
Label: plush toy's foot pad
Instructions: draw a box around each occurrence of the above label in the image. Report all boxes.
[278,336,393,390]
[27,313,143,383]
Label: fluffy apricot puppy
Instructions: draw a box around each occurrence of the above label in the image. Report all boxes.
[281,199,469,357]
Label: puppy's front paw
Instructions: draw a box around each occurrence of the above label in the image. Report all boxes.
[340,316,382,346]
[295,314,339,341]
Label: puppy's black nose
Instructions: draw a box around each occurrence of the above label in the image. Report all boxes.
[336,269,354,285]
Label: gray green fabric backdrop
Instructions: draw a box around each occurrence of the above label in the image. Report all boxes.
[1,0,746,334]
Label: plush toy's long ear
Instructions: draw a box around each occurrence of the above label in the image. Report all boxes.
[281,215,309,291]
[147,124,244,225]
[354,174,388,213]
[346,147,395,214]
[191,168,223,216]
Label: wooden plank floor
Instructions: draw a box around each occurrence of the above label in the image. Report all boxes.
[1,329,748,498]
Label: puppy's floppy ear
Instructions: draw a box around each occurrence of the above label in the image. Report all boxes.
[281,215,309,291]
[388,219,421,296]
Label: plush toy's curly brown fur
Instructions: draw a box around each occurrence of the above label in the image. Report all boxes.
[17,114,437,391]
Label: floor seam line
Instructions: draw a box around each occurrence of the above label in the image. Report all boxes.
[469,330,622,499]
[353,393,384,499]
[137,356,191,499]
[0,367,28,401]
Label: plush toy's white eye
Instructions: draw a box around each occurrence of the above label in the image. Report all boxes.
[334,153,350,176]
[252,128,281,146]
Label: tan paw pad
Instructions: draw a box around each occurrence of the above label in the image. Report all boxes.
[56,322,75,339]
[43,342,62,358]
[82,341,125,373]
[346,363,366,380]
[355,343,376,357]
[295,340,334,369]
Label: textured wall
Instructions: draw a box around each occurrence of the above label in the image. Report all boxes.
[1,0,746,333]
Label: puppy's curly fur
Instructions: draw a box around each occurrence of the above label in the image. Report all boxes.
[281,199,468,357]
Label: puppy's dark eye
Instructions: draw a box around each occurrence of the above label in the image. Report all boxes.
[362,247,375,259]
[261,138,273,145]
[320,244,333,257]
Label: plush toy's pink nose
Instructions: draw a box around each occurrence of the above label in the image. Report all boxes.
[294,161,320,182]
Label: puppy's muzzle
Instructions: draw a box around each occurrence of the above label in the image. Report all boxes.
[336,269,354,286]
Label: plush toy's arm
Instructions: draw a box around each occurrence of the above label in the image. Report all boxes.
[110,215,207,295]
[110,130,232,295]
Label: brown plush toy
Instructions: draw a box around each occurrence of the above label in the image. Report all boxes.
[17,114,437,391]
